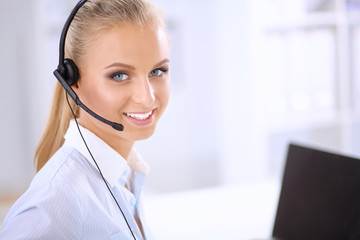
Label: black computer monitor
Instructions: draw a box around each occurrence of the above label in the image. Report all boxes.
[272,143,360,240]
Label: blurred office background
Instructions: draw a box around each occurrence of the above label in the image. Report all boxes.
[1,0,360,239]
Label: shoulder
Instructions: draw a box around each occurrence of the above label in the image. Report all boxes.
[0,144,96,239]
[31,144,100,194]
[0,179,83,238]
[35,144,95,182]
[27,143,98,204]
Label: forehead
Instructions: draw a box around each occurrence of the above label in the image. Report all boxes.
[82,23,170,68]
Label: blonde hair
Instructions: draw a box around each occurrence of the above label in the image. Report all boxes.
[35,0,164,172]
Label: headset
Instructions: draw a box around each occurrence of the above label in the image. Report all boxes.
[53,0,124,132]
[53,0,136,239]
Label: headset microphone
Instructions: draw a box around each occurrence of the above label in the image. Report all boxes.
[53,0,124,132]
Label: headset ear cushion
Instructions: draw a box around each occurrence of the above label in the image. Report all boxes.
[64,58,80,86]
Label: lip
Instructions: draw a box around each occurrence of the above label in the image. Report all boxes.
[123,109,155,126]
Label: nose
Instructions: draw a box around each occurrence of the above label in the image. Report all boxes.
[132,77,155,107]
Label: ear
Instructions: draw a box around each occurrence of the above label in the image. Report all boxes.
[71,80,80,95]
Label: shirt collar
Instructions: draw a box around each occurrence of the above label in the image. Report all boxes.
[64,120,150,187]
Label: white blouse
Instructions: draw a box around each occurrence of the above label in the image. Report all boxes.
[0,120,152,240]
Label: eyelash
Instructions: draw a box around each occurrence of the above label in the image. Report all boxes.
[150,68,168,77]
[109,67,168,82]
[110,72,129,81]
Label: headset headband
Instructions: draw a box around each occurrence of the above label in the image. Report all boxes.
[57,0,87,75]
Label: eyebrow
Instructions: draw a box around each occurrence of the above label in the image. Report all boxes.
[153,58,170,68]
[105,62,135,70]
[104,58,170,70]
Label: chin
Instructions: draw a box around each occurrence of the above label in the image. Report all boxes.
[125,126,157,141]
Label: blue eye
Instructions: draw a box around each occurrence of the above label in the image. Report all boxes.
[111,72,129,81]
[150,68,167,77]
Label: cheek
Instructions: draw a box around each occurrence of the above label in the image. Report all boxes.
[80,80,129,114]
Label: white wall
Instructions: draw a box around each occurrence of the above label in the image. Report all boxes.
[213,0,267,184]
[0,0,37,194]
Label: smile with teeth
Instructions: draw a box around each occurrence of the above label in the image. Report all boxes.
[124,110,153,120]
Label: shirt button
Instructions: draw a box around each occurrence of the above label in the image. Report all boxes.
[122,168,129,177]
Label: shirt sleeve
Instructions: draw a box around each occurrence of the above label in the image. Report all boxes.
[0,179,83,240]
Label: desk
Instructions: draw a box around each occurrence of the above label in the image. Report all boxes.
[143,180,280,240]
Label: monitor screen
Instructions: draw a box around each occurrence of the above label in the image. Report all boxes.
[272,144,360,240]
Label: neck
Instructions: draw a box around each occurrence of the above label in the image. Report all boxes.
[78,118,135,161]
[111,140,134,160]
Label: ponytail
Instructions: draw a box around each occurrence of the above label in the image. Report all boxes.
[34,83,79,172]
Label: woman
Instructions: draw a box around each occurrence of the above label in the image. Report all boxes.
[0,0,170,239]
